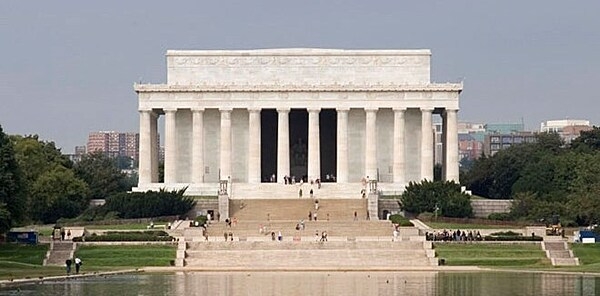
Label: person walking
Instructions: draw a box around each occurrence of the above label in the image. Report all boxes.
[74,257,82,274]
[65,258,72,274]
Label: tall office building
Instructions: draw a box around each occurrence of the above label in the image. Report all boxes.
[86,131,140,161]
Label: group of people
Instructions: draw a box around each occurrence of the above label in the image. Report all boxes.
[425,229,483,241]
[58,228,72,241]
[65,257,83,274]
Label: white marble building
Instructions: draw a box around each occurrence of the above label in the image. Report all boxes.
[134,48,461,196]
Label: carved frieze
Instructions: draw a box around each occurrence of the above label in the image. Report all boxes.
[172,55,427,67]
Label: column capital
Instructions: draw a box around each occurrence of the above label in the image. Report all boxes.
[365,107,378,112]
[392,107,407,112]
[248,107,262,113]
[444,108,459,113]
[336,107,350,112]
[191,107,205,112]
[420,107,434,112]
[139,107,153,112]
[276,107,290,113]
[163,107,178,113]
[219,107,233,112]
[307,107,321,113]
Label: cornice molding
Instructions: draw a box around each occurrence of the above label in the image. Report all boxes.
[134,83,463,93]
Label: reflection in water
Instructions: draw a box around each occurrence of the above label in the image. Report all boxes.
[174,271,436,296]
[1,271,598,296]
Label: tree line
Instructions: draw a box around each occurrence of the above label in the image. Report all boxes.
[461,127,600,226]
[0,124,137,232]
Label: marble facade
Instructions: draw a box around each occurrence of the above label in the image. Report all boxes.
[133,48,462,195]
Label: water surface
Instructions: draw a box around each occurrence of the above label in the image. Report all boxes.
[1,271,598,296]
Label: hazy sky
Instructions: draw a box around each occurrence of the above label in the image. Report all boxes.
[1,1,598,152]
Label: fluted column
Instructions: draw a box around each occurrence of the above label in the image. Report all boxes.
[219,108,232,181]
[277,108,290,183]
[393,108,406,184]
[164,108,178,184]
[138,109,152,185]
[336,108,349,183]
[191,108,204,184]
[150,112,159,182]
[420,107,434,181]
[365,108,378,180]
[308,108,321,182]
[248,108,261,183]
[444,108,460,182]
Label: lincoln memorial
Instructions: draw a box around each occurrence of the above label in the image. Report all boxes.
[133,48,462,202]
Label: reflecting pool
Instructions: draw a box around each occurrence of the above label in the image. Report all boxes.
[1,271,599,296]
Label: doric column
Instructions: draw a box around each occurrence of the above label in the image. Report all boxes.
[191,108,204,184]
[248,108,261,183]
[365,108,378,180]
[393,108,406,184]
[150,112,159,182]
[219,108,232,181]
[164,108,178,184]
[420,107,434,181]
[336,108,349,183]
[444,108,460,182]
[138,109,152,185]
[276,108,290,183]
[308,108,321,182]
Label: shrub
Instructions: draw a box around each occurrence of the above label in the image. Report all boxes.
[401,180,473,218]
[490,231,521,236]
[488,212,512,221]
[194,215,207,226]
[389,214,413,226]
[101,188,195,219]
[483,235,542,241]
[73,231,173,242]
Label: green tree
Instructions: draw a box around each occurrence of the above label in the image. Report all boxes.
[29,166,90,224]
[0,125,26,227]
[0,203,11,234]
[73,152,132,199]
[571,126,600,152]
[400,180,473,218]
[11,135,72,185]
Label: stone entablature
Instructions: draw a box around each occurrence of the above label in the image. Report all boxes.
[166,48,431,86]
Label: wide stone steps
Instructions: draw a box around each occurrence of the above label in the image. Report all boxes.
[230,183,365,199]
[229,198,368,221]
[185,248,432,268]
[187,241,428,251]
[204,220,395,238]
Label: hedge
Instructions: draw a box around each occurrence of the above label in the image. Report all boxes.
[73,231,174,242]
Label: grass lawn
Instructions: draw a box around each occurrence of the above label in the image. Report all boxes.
[0,243,65,280]
[425,222,522,230]
[434,243,551,267]
[75,245,176,267]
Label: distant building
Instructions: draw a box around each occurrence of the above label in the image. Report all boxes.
[458,134,483,160]
[86,131,140,161]
[484,132,537,156]
[540,119,592,144]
